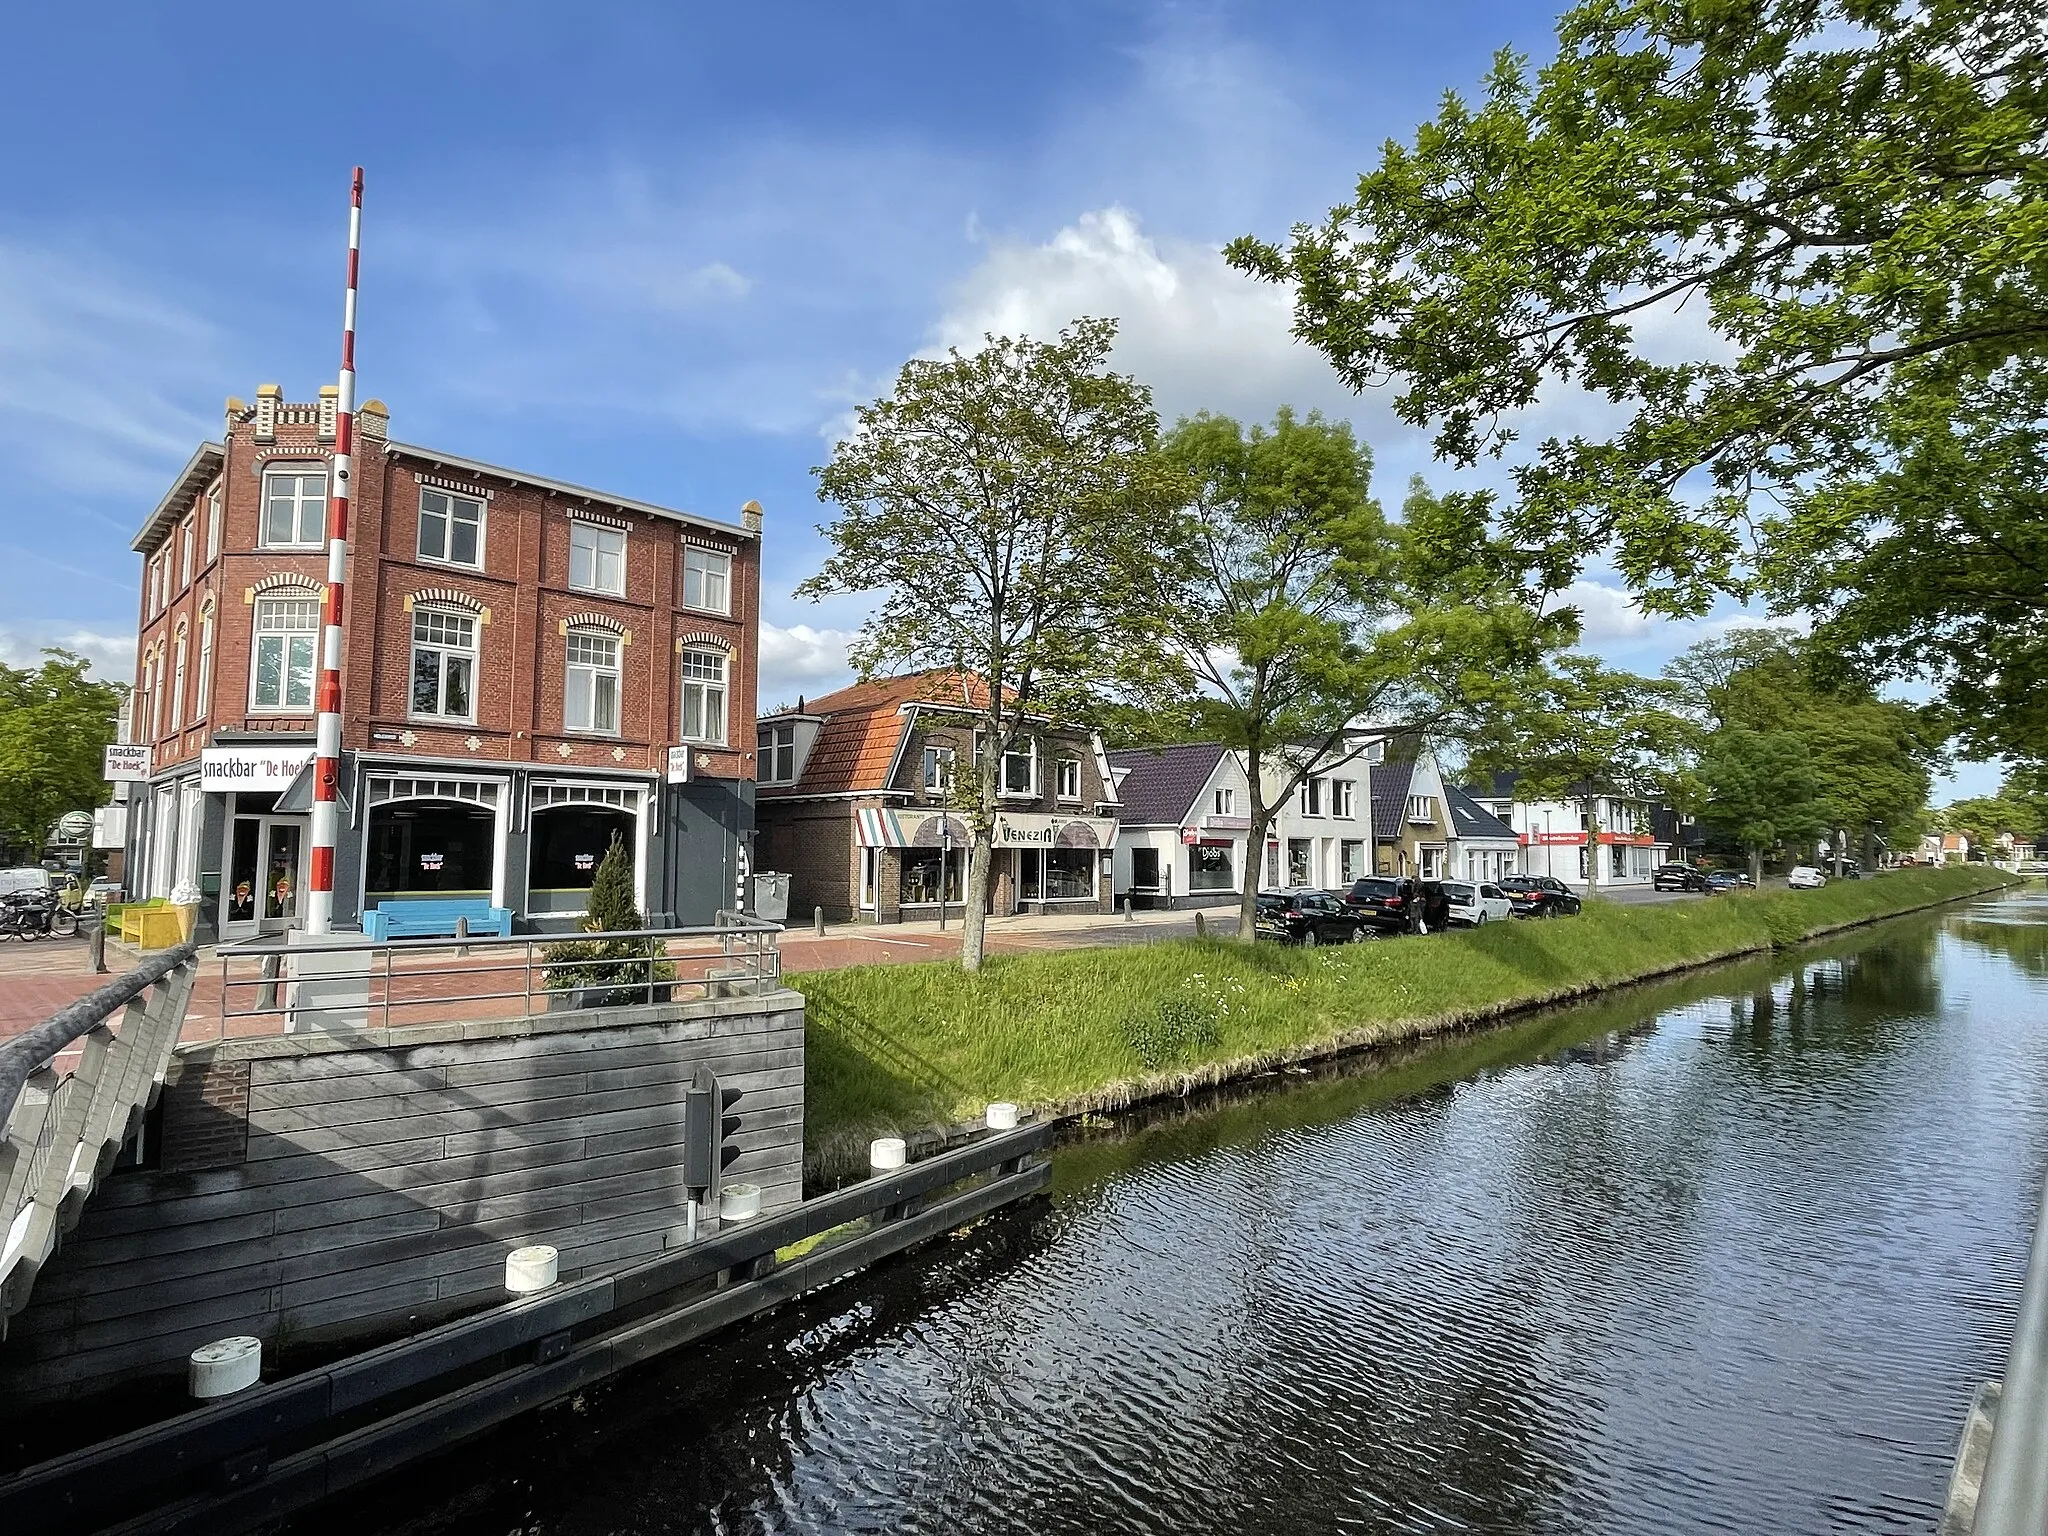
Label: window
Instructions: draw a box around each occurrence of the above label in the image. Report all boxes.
[682,547,731,613]
[569,521,625,595]
[251,595,319,711]
[899,848,964,905]
[1611,841,1628,878]
[1407,794,1436,824]
[1365,740,1386,764]
[147,656,163,740]
[1287,838,1313,886]
[1042,849,1096,899]
[179,518,195,588]
[1055,757,1081,801]
[564,629,620,734]
[1333,779,1355,818]
[922,744,956,795]
[1213,787,1235,817]
[261,468,328,547]
[205,486,222,561]
[1341,840,1367,882]
[168,631,187,732]
[1301,777,1324,816]
[679,647,726,743]
[418,488,484,568]
[194,612,213,720]
[1189,844,1234,891]
[1001,740,1036,797]
[758,724,796,784]
[149,557,164,615]
[410,607,477,721]
[366,799,497,903]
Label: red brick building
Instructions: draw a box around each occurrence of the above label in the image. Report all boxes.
[123,385,762,941]
[752,671,1119,923]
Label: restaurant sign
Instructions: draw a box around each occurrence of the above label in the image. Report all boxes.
[200,746,318,792]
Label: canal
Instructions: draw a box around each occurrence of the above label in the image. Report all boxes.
[296,889,2048,1535]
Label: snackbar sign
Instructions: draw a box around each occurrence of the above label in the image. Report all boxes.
[200,747,319,792]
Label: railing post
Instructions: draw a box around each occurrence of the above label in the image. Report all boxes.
[257,951,280,1013]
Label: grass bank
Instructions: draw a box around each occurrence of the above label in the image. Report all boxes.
[800,865,2018,1175]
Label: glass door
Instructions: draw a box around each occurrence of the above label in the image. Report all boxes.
[225,817,262,936]
[259,819,304,930]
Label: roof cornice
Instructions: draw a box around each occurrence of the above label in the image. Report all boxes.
[132,442,226,553]
[384,441,755,540]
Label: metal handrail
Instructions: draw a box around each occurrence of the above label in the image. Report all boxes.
[1974,1166,2048,1536]
[214,914,783,959]
[0,941,199,1111]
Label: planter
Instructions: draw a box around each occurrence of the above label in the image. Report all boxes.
[544,981,676,1013]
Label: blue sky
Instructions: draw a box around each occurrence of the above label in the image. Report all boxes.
[0,0,1995,799]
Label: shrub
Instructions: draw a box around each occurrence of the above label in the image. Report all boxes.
[1123,986,1223,1072]
[543,834,676,993]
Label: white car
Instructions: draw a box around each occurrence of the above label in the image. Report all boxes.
[1442,880,1513,926]
[1786,866,1828,889]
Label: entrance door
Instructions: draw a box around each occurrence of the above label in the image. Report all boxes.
[225,815,308,938]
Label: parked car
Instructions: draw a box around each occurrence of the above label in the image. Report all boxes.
[0,867,53,901]
[1497,875,1584,918]
[1255,889,1371,946]
[1338,876,1451,934]
[1786,865,1828,889]
[1651,863,1710,892]
[1441,881,1513,926]
[1704,870,1753,892]
[85,876,123,906]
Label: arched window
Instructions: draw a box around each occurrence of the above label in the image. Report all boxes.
[528,786,638,916]
[679,646,726,744]
[564,628,620,734]
[365,798,497,904]
[410,606,477,721]
[251,593,320,711]
[194,606,214,721]
[168,625,188,732]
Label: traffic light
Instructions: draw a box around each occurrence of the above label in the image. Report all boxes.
[683,1064,744,1197]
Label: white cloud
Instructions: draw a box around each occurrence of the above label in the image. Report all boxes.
[757,620,858,711]
[0,625,135,681]
[1557,578,1809,654]
[930,206,1402,437]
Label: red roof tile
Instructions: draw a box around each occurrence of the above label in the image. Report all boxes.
[768,670,994,796]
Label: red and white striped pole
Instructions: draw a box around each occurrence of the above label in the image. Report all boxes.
[307,166,363,935]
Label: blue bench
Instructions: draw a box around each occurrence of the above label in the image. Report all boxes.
[363,898,512,941]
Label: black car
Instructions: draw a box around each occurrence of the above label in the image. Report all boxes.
[1256,889,1371,946]
[1497,875,1583,917]
[1338,876,1452,934]
[1651,862,1710,892]
[1704,870,1754,892]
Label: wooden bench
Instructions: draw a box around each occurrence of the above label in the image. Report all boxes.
[363,899,512,941]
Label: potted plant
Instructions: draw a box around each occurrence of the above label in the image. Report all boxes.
[542,835,676,1009]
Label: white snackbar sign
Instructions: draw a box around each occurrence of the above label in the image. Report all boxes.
[103,744,152,782]
[200,746,318,791]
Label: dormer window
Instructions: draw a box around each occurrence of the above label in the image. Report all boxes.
[759,723,796,784]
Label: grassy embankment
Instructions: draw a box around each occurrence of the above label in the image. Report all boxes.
[799,865,2018,1171]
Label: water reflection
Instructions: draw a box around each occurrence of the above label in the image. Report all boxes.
[293,892,2047,1536]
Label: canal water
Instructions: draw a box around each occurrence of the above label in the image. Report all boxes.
[303,890,2048,1536]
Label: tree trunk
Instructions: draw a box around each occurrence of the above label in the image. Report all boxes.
[1236,751,1269,945]
[1749,844,1764,886]
[961,830,994,972]
[1832,827,1846,880]
[1582,794,1601,896]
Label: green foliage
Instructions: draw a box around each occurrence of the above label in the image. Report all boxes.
[542,834,673,993]
[1228,0,2047,637]
[1695,727,1826,869]
[801,318,1179,970]
[0,650,124,860]
[584,833,640,932]
[800,866,2012,1162]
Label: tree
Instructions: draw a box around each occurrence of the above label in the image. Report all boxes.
[1126,418,1562,940]
[1468,655,1692,894]
[0,650,124,862]
[801,318,1178,971]
[1696,728,1827,883]
[1228,0,2047,619]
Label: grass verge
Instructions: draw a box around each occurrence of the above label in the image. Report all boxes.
[799,865,2018,1175]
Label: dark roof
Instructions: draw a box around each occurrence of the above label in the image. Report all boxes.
[761,670,996,797]
[1444,783,1517,843]
[1652,806,1706,847]
[1107,744,1229,827]
[1370,753,1416,841]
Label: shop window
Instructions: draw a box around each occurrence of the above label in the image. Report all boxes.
[679,648,727,743]
[682,546,731,613]
[261,468,328,548]
[569,521,625,595]
[418,488,485,568]
[1340,840,1366,882]
[564,628,620,734]
[366,799,496,902]
[1042,849,1096,899]
[529,806,634,900]
[411,607,477,721]
[1189,844,1234,891]
[1287,839,1312,886]
[251,595,319,711]
[899,848,963,905]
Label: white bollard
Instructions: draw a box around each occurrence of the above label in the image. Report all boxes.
[189,1336,263,1399]
[505,1244,559,1295]
[985,1102,1019,1131]
[719,1182,762,1222]
[870,1136,907,1173]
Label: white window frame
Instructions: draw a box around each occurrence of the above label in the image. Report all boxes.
[205,484,223,562]
[260,467,329,549]
[758,723,796,784]
[1213,786,1235,817]
[682,546,732,615]
[569,520,626,597]
[194,611,214,722]
[148,656,164,739]
[410,606,479,723]
[1301,776,1324,817]
[417,487,486,570]
[1055,756,1081,803]
[679,646,727,745]
[168,629,187,732]
[1332,778,1355,818]
[1407,794,1435,825]
[563,627,621,736]
[922,743,956,795]
[999,739,1037,799]
[250,594,320,713]
[179,517,195,588]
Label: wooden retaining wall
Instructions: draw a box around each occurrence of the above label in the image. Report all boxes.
[0,988,806,1403]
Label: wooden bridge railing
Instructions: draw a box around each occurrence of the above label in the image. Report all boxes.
[0,942,199,1335]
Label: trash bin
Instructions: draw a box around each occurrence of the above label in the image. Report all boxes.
[751,872,790,922]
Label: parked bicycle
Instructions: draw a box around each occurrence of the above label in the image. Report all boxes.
[0,890,77,940]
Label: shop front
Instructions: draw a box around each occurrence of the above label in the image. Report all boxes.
[855,808,1117,920]
[202,745,317,942]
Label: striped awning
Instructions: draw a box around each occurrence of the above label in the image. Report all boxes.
[856,807,908,847]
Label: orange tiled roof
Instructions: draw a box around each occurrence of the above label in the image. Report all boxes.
[770,670,993,796]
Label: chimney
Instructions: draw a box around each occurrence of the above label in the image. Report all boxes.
[741,498,763,534]
[358,399,390,440]
[253,383,282,443]
[318,384,338,441]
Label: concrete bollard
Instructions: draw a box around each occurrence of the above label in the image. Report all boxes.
[1193,911,1206,939]
[1122,897,1133,922]
[88,914,107,974]
[505,1245,559,1295]
[985,1102,1018,1131]
[814,906,825,936]
[189,1336,262,1399]
[454,914,470,958]
[870,1136,907,1174]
